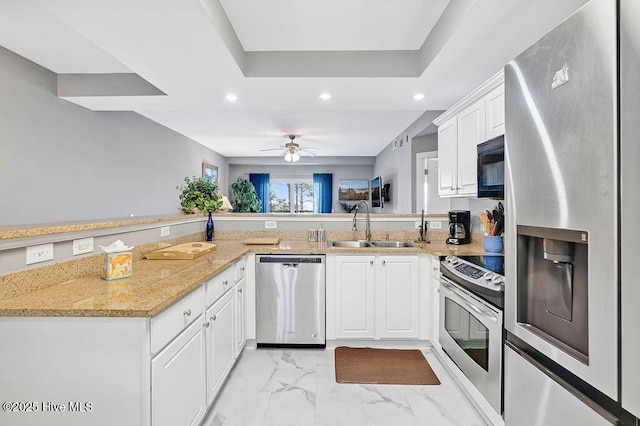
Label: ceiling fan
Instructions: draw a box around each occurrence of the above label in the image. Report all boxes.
[260,135,320,162]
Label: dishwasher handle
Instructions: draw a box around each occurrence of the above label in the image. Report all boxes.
[258,256,324,264]
[281,263,299,269]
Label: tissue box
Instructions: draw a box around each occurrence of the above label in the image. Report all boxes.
[101,252,133,281]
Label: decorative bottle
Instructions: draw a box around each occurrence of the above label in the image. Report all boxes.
[206,211,214,241]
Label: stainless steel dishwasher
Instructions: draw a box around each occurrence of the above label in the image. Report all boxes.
[256,254,325,347]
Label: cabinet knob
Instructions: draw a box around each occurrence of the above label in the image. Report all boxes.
[382,260,386,265]
[211,315,217,321]
[240,267,245,272]
[451,186,455,191]
[203,321,210,328]
[183,309,191,317]
[223,280,229,286]
[238,288,243,293]
[456,187,462,190]
[369,260,374,265]
[433,267,438,271]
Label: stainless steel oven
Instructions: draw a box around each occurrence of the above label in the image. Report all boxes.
[439,255,504,414]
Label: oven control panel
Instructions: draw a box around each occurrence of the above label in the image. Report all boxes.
[443,255,504,289]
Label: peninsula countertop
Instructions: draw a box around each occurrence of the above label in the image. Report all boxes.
[0,239,488,318]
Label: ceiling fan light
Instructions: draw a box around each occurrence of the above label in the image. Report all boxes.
[292,152,300,162]
[284,152,293,162]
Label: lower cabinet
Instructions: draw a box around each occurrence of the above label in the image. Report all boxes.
[152,256,248,423]
[335,255,375,338]
[152,317,207,426]
[205,290,235,406]
[377,256,419,339]
[334,255,421,340]
[430,255,442,351]
[234,278,247,356]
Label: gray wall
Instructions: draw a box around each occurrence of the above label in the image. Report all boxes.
[0,47,227,226]
[374,111,443,213]
[411,133,439,212]
[228,163,374,213]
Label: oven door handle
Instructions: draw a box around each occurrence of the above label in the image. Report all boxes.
[441,280,499,322]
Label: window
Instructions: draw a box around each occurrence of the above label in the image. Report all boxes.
[269,182,314,213]
[269,183,290,212]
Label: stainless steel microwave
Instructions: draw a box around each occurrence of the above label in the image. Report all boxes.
[477,135,504,199]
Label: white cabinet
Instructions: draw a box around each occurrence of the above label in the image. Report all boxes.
[485,84,505,139]
[434,70,504,198]
[457,99,485,196]
[429,256,442,351]
[152,317,207,426]
[376,256,419,339]
[436,100,484,197]
[334,255,421,340]
[335,255,375,339]
[437,118,458,197]
[205,289,235,405]
[234,278,246,357]
[0,257,248,426]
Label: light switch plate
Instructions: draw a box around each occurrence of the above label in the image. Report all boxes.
[72,237,94,255]
[26,243,54,265]
[265,221,277,229]
[160,226,170,237]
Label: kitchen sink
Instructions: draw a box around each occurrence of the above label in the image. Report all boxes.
[370,241,419,248]
[329,240,372,248]
[329,240,419,248]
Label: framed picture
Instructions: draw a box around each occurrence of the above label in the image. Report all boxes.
[202,162,218,183]
[338,179,369,201]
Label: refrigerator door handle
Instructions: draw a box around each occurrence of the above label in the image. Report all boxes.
[505,341,621,425]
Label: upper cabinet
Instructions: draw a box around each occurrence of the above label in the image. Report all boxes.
[434,70,504,198]
[485,84,505,139]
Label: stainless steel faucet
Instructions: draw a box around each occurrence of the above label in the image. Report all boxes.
[352,200,371,242]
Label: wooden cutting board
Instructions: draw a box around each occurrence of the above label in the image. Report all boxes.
[242,237,280,245]
[145,242,217,260]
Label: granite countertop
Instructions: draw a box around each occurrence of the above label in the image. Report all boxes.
[0,240,486,318]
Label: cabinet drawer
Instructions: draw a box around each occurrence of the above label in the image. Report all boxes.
[205,266,234,307]
[151,285,205,354]
[234,258,246,283]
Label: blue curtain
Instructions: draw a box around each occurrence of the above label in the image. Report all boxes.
[313,173,333,213]
[249,173,270,213]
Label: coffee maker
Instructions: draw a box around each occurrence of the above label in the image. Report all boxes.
[447,210,471,245]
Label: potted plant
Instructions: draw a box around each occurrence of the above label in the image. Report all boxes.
[231,177,262,213]
[177,176,222,241]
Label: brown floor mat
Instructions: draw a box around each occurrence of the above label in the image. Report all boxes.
[334,347,441,385]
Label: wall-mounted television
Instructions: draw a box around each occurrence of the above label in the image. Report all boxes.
[371,176,382,208]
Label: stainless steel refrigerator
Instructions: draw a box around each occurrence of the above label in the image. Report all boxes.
[504,0,639,423]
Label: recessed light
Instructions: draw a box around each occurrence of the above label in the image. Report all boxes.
[412,93,426,101]
[225,94,238,101]
[319,93,332,100]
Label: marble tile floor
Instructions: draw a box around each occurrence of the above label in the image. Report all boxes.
[202,347,486,426]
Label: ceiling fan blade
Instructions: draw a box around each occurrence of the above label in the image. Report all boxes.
[259,147,286,152]
[302,147,320,151]
[299,150,317,157]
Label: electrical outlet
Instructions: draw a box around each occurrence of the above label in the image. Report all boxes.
[72,237,94,255]
[265,221,277,229]
[430,221,443,229]
[161,226,170,237]
[26,243,54,265]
